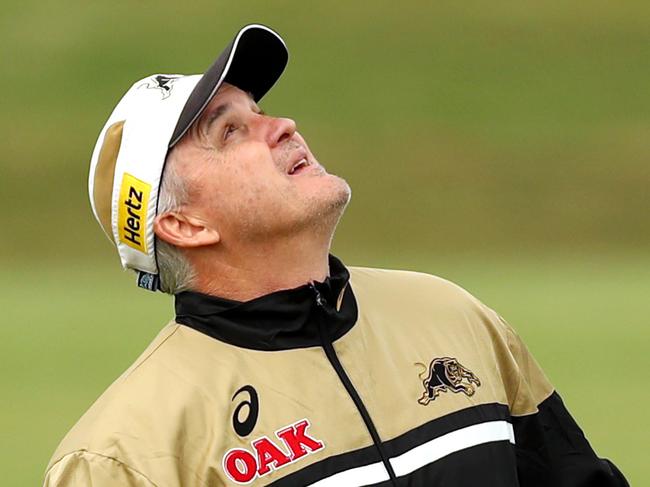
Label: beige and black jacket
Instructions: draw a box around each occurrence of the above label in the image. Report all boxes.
[44,256,628,486]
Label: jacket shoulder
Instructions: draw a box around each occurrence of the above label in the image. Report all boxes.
[44,450,157,487]
[45,323,185,474]
[348,265,482,307]
[347,265,516,351]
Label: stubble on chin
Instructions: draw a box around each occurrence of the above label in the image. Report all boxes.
[305,175,351,231]
[243,173,352,242]
[330,176,352,212]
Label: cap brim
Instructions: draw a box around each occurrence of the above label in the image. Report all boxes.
[169,24,288,147]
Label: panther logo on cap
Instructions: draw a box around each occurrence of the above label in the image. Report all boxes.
[416,357,481,405]
[139,74,181,99]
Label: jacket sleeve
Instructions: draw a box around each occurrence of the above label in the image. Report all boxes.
[44,450,157,487]
[513,391,629,487]
[499,319,629,487]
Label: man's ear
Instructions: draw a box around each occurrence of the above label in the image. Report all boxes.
[154,211,220,248]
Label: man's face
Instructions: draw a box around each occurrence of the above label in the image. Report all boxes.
[169,83,351,245]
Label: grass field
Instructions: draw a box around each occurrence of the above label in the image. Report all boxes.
[1,251,647,485]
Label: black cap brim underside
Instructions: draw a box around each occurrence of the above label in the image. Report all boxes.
[169,25,288,147]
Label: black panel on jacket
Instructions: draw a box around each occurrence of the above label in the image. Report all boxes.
[268,403,512,487]
[512,392,629,487]
[371,443,518,487]
[268,395,630,487]
[174,254,357,350]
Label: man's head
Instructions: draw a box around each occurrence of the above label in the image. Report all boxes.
[154,83,351,293]
[87,25,349,295]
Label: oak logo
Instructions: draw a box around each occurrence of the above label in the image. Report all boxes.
[118,173,151,253]
[222,419,324,484]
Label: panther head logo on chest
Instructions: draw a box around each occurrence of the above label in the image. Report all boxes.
[416,357,481,405]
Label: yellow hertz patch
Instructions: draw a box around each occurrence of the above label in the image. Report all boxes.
[118,173,151,253]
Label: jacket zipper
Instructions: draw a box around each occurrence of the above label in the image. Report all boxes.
[310,284,399,486]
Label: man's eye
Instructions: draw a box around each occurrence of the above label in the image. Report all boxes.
[224,124,238,141]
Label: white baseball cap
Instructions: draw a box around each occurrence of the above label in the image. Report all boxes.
[88,24,288,290]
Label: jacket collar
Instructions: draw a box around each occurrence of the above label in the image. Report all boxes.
[174,255,358,351]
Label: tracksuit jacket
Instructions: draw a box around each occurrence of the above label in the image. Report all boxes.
[44,256,629,486]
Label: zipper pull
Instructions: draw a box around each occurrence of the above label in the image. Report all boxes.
[309,282,325,307]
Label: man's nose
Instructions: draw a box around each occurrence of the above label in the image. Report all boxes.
[265,116,297,147]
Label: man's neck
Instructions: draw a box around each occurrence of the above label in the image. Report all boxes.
[188,237,332,301]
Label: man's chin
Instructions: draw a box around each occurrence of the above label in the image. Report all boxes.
[318,175,352,222]
[332,176,352,209]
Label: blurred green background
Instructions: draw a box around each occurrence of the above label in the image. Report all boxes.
[1,1,648,484]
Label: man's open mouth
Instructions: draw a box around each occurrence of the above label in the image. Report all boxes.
[287,148,311,175]
[288,157,310,175]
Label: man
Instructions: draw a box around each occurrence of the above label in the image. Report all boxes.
[44,24,628,486]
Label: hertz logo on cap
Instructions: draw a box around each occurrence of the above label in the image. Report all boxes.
[118,173,151,253]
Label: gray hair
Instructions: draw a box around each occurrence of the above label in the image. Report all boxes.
[155,154,196,294]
